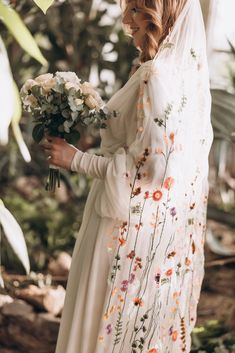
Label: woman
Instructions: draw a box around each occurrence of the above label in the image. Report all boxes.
[43,0,213,352]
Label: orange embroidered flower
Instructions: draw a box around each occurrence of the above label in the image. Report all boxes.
[165,268,173,276]
[192,240,196,254]
[135,223,142,230]
[103,313,109,320]
[185,257,191,266]
[152,190,163,201]
[148,349,157,353]
[133,297,144,306]
[169,132,175,144]
[119,237,126,246]
[172,330,178,341]
[164,177,174,190]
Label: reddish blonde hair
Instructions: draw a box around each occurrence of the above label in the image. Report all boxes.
[122,0,187,63]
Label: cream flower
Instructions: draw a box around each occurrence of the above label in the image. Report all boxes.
[55,71,80,85]
[24,94,38,109]
[20,79,38,96]
[35,73,53,84]
[41,78,57,93]
[65,82,80,91]
[75,98,84,106]
[80,81,94,95]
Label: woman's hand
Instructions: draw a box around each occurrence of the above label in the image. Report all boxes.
[41,135,78,170]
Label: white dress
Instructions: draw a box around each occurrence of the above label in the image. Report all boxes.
[55,2,213,351]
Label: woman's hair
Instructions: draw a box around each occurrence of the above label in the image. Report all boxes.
[122,0,187,63]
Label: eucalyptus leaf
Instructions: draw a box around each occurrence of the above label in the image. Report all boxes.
[0,2,47,66]
[32,124,45,143]
[64,130,81,144]
[0,199,30,275]
[33,0,55,14]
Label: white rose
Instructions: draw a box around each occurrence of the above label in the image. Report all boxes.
[81,82,103,108]
[65,82,80,91]
[80,81,94,95]
[35,73,53,84]
[24,94,38,110]
[55,71,80,85]
[75,98,83,106]
[41,78,57,93]
[21,79,37,95]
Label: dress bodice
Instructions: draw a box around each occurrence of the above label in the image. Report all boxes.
[100,61,153,156]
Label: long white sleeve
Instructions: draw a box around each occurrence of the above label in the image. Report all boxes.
[70,149,111,179]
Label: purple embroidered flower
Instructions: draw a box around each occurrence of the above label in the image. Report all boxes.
[170,207,177,217]
[121,280,129,292]
[154,272,161,287]
[129,273,135,284]
[106,324,112,335]
[169,325,173,335]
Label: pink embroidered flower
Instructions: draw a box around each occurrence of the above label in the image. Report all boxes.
[129,273,135,284]
[170,207,177,216]
[164,177,174,190]
[120,280,129,292]
[127,250,135,259]
[106,324,112,335]
[144,191,150,199]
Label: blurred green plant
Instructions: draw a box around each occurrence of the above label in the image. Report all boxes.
[0,199,30,285]
[0,0,50,161]
[191,320,235,353]
[1,185,85,271]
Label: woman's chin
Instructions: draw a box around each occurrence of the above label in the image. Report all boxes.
[133,39,142,50]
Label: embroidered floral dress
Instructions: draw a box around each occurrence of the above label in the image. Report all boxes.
[55,1,213,353]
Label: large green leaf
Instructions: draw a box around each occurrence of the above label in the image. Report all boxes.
[33,0,55,14]
[211,89,235,140]
[11,81,31,163]
[0,36,14,145]
[0,2,47,66]
[0,200,30,276]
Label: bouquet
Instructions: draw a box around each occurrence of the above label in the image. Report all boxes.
[21,72,116,192]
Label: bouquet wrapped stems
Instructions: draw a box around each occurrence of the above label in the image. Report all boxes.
[45,164,60,192]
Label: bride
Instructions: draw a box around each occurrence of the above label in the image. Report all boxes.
[42,0,213,352]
